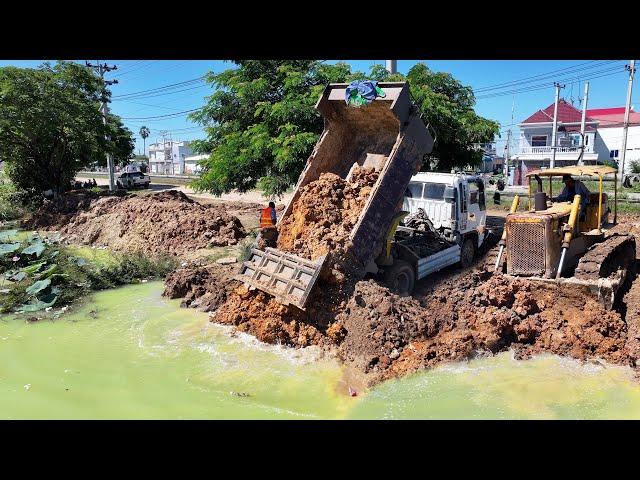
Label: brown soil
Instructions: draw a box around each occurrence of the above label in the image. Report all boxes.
[212,285,331,347]
[163,262,237,312]
[276,167,379,264]
[211,167,380,350]
[205,212,640,388]
[26,190,247,257]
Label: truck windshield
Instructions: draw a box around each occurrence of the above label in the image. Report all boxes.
[422,182,447,199]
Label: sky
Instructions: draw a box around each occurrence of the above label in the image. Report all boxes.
[0,59,636,156]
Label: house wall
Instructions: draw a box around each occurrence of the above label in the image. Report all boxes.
[520,126,595,150]
[595,125,640,173]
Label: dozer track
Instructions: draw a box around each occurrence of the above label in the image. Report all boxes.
[574,234,636,282]
[484,244,506,273]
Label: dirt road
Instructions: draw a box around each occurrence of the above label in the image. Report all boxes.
[76,175,294,206]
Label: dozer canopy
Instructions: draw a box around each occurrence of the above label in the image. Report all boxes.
[526,165,617,178]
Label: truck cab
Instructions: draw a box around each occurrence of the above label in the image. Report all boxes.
[402,172,487,250]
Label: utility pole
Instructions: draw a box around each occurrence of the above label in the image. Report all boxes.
[385,60,397,75]
[619,60,636,186]
[578,82,590,166]
[504,98,515,179]
[550,82,565,169]
[86,61,118,191]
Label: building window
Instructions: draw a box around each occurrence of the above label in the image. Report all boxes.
[531,135,547,147]
[610,150,619,159]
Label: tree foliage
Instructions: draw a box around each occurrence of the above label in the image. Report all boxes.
[0,61,134,194]
[190,60,499,197]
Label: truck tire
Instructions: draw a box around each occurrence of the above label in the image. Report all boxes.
[460,236,476,269]
[384,260,415,296]
[144,183,149,189]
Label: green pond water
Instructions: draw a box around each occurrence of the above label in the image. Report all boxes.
[3,281,640,419]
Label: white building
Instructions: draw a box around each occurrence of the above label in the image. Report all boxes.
[148,140,194,175]
[184,154,208,174]
[511,100,640,185]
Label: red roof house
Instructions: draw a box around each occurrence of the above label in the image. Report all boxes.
[521,99,596,132]
[586,107,640,128]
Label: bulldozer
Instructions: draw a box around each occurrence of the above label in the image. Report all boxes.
[492,165,636,309]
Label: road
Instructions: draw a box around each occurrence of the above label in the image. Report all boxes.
[77,175,294,206]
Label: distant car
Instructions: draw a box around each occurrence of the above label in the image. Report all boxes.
[117,171,150,189]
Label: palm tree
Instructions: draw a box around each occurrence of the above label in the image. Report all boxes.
[139,126,150,157]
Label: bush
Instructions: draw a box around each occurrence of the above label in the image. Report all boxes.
[630,160,640,174]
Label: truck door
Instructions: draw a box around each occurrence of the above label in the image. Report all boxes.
[458,182,467,231]
[466,179,487,245]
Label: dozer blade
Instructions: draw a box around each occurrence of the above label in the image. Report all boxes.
[505,234,636,310]
[518,275,625,310]
[234,247,326,310]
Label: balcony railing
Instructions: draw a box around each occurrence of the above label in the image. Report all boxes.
[519,145,594,154]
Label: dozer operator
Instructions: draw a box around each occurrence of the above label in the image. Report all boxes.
[553,174,591,221]
[492,165,635,309]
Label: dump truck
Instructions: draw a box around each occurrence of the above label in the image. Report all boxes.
[236,81,486,308]
[491,165,636,309]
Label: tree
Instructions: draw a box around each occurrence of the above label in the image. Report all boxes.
[405,63,500,171]
[139,126,150,156]
[0,61,135,194]
[188,60,362,197]
[190,61,499,197]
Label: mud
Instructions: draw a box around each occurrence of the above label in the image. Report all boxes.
[163,262,237,312]
[212,285,331,348]
[27,190,247,257]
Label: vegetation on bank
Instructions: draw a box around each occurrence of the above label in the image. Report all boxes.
[0,228,177,314]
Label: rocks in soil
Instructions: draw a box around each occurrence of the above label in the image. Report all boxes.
[276,166,379,264]
[212,286,330,348]
[163,262,237,312]
[27,190,246,256]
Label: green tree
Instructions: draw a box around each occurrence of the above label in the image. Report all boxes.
[405,63,500,171]
[188,60,361,197]
[0,61,134,194]
[139,125,150,156]
[190,61,499,197]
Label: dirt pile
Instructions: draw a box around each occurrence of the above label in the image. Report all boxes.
[277,167,379,263]
[210,166,380,349]
[330,270,633,385]
[29,190,246,256]
[163,263,237,312]
[212,285,331,348]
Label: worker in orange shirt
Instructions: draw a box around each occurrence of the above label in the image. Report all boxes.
[259,201,277,228]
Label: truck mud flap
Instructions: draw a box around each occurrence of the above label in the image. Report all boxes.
[234,247,326,310]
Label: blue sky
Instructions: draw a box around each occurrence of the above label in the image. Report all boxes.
[0,59,636,156]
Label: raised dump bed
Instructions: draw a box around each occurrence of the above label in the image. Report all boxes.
[236,82,434,309]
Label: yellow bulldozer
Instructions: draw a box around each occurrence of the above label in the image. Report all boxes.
[492,165,636,308]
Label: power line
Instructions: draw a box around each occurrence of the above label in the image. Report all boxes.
[475,67,626,100]
[473,61,617,93]
[121,108,202,120]
[112,77,205,99]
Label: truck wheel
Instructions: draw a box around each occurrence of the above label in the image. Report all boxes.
[384,260,415,296]
[460,236,476,268]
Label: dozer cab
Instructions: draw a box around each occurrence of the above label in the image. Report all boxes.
[493,165,636,308]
